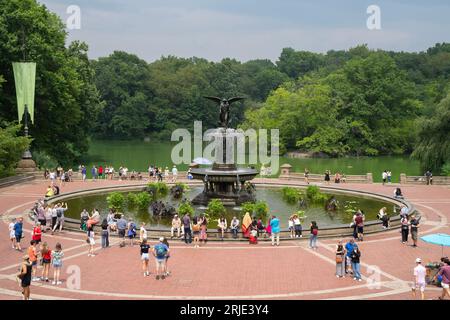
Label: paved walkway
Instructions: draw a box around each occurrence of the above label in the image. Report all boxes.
[0,178,449,300]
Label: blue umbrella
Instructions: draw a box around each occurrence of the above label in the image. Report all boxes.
[421,233,450,256]
[192,157,213,165]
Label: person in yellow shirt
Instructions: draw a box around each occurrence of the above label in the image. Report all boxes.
[45,186,54,198]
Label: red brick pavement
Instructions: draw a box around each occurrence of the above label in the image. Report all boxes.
[0,178,448,300]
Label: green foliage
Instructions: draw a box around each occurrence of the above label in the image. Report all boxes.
[0,1,102,166]
[178,201,194,217]
[441,163,450,176]
[305,186,328,203]
[106,192,125,211]
[33,150,58,170]
[135,192,151,210]
[281,187,302,204]
[126,193,139,207]
[0,123,31,177]
[240,201,269,219]
[146,182,169,200]
[205,199,226,219]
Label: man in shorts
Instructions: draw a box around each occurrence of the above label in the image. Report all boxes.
[436,258,450,300]
[117,215,127,247]
[412,258,426,300]
[14,217,24,251]
[153,237,169,280]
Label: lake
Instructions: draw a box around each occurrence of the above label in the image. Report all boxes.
[82,140,422,182]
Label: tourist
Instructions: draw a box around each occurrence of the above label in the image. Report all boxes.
[40,242,51,282]
[394,187,404,199]
[32,222,42,250]
[101,218,110,248]
[324,170,331,185]
[309,221,319,250]
[107,209,117,232]
[242,212,252,238]
[412,258,426,300]
[45,185,54,198]
[52,184,60,196]
[140,238,151,277]
[387,170,392,184]
[45,205,53,231]
[187,168,193,180]
[162,237,171,276]
[257,218,265,237]
[199,214,208,244]
[401,215,409,244]
[304,168,310,184]
[17,254,32,300]
[378,207,390,229]
[153,237,169,280]
[117,214,128,247]
[51,243,64,285]
[193,216,200,248]
[382,170,387,185]
[345,239,355,275]
[350,245,362,281]
[98,165,103,179]
[139,222,147,243]
[91,165,97,181]
[230,216,239,239]
[127,218,137,246]
[36,204,46,230]
[49,170,56,186]
[425,170,433,185]
[435,258,450,300]
[410,215,420,247]
[9,218,16,249]
[249,228,258,244]
[182,213,192,244]
[14,217,24,251]
[354,210,365,241]
[172,165,178,182]
[400,204,409,218]
[334,172,341,183]
[270,215,280,246]
[171,215,182,238]
[288,216,295,238]
[81,165,87,182]
[52,202,67,234]
[293,214,303,238]
[88,208,100,229]
[217,217,227,240]
[27,240,39,281]
[164,167,170,180]
[87,225,96,257]
[80,209,89,231]
[335,240,345,278]
[265,216,272,238]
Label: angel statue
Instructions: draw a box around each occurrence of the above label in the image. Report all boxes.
[204,96,245,128]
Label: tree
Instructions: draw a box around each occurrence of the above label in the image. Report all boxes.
[412,92,450,173]
[0,123,31,177]
[276,48,324,79]
[0,0,102,166]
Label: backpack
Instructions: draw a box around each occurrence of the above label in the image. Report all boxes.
[56,209,62,218]
[155,244,167,257]
[312,228,318,236]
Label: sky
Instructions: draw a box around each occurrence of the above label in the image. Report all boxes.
[39,0,450,62]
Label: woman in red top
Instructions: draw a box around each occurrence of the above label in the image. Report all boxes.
[40,242,52,282]
[32,222,42,249]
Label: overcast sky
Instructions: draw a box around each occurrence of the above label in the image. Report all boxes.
[39,0,450,62]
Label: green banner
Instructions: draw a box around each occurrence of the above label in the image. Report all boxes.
[12,62,36,124]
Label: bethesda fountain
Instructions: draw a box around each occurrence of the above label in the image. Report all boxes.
[190,96,259,206]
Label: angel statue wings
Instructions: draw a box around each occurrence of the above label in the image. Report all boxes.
[203,96,245,128]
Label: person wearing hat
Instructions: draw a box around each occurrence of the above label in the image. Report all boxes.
[171,165,178,182]
[412,258,426,300]
[17,254,32,300]
[153,237,169,280]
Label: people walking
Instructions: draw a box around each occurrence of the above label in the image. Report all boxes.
[382,170,387,185]
[335,240,345,278]
[101,218,110,248]
[412,258,426,300]
[17,255,32,300]
[345,238,355,275]
[401,215,409,244]
[87,225,95,257]
[153,237,169,280]
[9,218,16,249]
[435,258,450,300]
[410,215,420,247]
[309,221,319,249]
[14,217,24,251]
[350,245,362,281]
[140,238,150,277]
[183,213,192,244]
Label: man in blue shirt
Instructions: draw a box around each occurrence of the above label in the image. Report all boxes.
[270,215,280,246]
[345,238,355,274]
[153,237,169,280]
[14,217,24,251]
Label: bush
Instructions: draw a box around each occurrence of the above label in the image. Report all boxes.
[205,199,226,219]
[178,201,194,217]
[0,123,31,178]
[305,185,328,203]
[442,162,450,176]
[241,202,255,215]
[146,182,169,200]
[241,201,269,220]
[33,150,58,170]
[107,192,125,210]
[281,187,302,204]
[136,192,151,210]
[126,193,139,207]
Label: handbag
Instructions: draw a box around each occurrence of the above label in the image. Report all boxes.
[335,255,343,263]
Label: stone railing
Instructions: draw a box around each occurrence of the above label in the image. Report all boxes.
[0,174,35,189]
[400,174,450,185]
[278,164,373,183]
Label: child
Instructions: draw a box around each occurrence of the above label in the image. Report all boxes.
[32,222,42,250]
[40,242,52,282]
[27,240,39,281]
[51,243,64,285]
[249,229,258,244]
[8,218,16,249]
[288,217,295,238]
[87,226,95,257]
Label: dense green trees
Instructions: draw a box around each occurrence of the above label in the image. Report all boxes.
[0,123,31,178]
[0,0,102,166]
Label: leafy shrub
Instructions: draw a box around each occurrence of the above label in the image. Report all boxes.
[205,199,226,219]
[240,201,269,219]
[146,182,169,200]
[107,192,125,210]
[33,150,58,170]
[281,187,302,204]
[136,192,151,210]
[241,202,255,215]
[178,201,194,217]
[126,193,139,207]
[305,185,328,203]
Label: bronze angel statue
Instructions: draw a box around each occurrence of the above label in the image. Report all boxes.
[204,96,245,128]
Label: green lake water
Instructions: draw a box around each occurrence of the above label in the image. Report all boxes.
[82,140,421,182]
